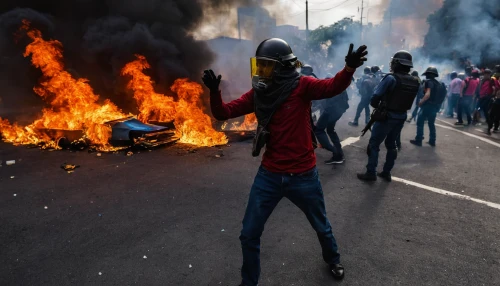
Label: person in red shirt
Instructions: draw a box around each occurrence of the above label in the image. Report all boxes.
[202,38,367,286]
[477,69,497,134]
[456,69,480,125]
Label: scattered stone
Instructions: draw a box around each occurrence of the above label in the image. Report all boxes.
[143,255,147,259]
[96,153,102,157]
[44,206,48,209]
[13,194,17,197]
[189,264,192,268]
[6,160,15,166]
[10,176,15,179]
[127,151,133,156]
[98,272,102,276]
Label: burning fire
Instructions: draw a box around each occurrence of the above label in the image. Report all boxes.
[0,20,127,150]
[121,55,227,146]
[222,113,257,131]
[0,21,228,150]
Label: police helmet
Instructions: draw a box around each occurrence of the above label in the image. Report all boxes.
[411,71,419,77]
[371,66,380,73]
[391,51,413,67]
[363,66,371,74]
[422,66,439,78]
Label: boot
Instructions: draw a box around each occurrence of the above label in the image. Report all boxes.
[378,171,392,182]
[357,173,377,181]
[348,121,358,127]
[330,263,345,280]
[410,140,422,147]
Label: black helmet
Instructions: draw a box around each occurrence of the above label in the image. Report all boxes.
[255,38,297,67]
[391,50,413,67]
[301,64,313,75]
[495,65,500,72]
[422,66,439,78]
[411,70,419,77]
[450,71,458,79]
[363,66,371,74]
[371,66,380,73]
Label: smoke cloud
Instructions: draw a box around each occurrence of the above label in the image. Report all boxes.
[422,0,500,67]
[0,0,275,121]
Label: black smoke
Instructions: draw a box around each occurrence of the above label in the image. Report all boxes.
[0,0,267,120]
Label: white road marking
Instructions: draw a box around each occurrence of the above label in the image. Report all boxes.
[436,118,454,126]
[341,136,361,147]
[434,123,500,148]
[392,177,500,211]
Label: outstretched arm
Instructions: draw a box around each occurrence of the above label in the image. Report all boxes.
[202,69,254,121]
[209,89,254,121]
[302,44,368,101]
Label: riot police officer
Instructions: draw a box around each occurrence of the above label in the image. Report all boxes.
[357,51,420,182]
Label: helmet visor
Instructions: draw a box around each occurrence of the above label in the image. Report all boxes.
[250,57,277,79]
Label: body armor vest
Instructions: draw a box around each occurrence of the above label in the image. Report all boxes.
[384,73,420,112]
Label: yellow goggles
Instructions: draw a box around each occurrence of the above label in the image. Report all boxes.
[250,57,277,79]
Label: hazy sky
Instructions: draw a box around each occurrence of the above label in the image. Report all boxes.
[271,0,386,29]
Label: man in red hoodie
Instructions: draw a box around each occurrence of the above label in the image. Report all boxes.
[202,38,367,286]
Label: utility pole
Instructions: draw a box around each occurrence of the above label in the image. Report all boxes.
[360,0,365,41]
[306,0,309,41]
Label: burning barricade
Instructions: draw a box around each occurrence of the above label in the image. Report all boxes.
[0,21,229,151]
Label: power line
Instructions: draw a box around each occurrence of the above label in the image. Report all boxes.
[309,0,351,11]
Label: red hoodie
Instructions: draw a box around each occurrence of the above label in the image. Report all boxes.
[210,68,354,173]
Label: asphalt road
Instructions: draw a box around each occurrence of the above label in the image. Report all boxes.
[1,96,500,286]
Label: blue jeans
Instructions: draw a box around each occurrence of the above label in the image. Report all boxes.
[314,112,344,157]
[366,118,405,175]
[416,105,439,144]
[457,96,473,123]
[354,96,371,124]
[240,166,340,286]
[447,93,460,117]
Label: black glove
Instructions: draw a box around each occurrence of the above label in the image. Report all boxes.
[202,69,221,93]
[345,44,368,69]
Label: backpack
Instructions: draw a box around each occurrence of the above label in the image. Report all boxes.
[428,79,447,105]
[361,76,377,98]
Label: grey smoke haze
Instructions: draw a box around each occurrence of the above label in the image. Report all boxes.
[0,0,275,120]
[423,0,500,67]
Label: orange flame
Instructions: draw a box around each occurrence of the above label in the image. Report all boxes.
[121,55,227,146]
[229,113,257,130]
[0,20,127,149]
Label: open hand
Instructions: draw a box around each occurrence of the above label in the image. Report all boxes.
[202,69,221,92]
[345,44,368,69]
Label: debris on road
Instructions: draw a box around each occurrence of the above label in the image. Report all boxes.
[6,160,15,166]
[13,194,17,197]
[126,151,133,156]
[61,163,80,172]
[189,264,192,268]
[96,153,102,157]
[143,255,147,259]
[44,206,48,209]
[98,272,102,276]
[221,229,225,232]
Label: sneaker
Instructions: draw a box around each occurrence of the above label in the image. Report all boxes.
[378,171,392,182]
[454,122,463,126]
[410,140,422,146]
[406,117,413,123]
[325,156,345,165]
[330,263,345,280]
[357,172,377,181]
[486,129,492,135]
[348,121,359,127]
[427,141,436,147]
